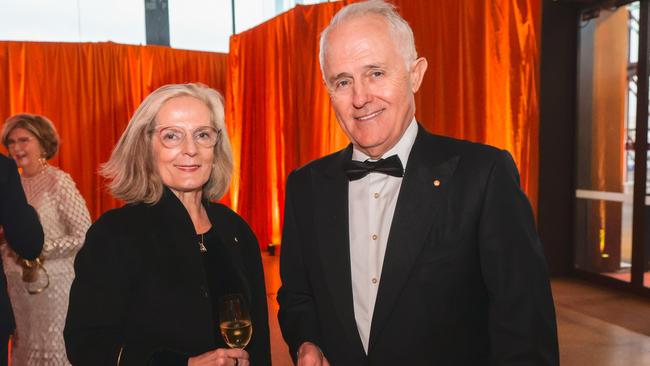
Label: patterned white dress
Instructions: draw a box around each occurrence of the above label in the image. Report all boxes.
[0,166,91,366]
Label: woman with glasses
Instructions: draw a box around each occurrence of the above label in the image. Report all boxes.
[64,83,271,366]
[1,114,91,365]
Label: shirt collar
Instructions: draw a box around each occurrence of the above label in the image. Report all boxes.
[351,117,418,170]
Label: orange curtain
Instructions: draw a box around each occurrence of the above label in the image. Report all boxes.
[226,0,541,249]
[226,2,352,249]
[0,41,228,220]
[0,0,541,251]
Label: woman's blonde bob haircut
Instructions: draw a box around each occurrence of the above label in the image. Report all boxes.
[1,113,60,160]
[101,83,233,204]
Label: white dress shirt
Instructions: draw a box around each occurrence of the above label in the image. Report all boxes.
[348,118,418,353]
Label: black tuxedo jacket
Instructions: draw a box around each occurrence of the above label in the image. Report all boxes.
[64,188,271,365]
[0,154,43,336]
[278,126,559,365]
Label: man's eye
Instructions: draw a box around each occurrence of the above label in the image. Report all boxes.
[336,80,350,88]
[371,71,384,78]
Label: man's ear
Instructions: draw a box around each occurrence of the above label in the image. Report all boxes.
[409,57,428,93]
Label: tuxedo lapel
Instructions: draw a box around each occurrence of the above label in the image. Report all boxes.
[312,145,366,352]
[368,128,460,350]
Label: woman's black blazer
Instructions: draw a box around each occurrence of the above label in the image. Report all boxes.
[64,188,271,365]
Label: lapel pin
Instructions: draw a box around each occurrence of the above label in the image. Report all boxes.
[433,179,441,187]
[234,236,239,244]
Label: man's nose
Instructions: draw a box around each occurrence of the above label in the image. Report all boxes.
[352,80,371,108]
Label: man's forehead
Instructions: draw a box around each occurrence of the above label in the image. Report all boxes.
[323,40,399,77]
[328,14,390,41]
[325,21,394,56]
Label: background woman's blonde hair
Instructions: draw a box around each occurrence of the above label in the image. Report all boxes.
[101,83,233,204]
[1,113,60,160]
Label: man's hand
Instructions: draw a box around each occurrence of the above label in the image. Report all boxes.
[297,342,330,366]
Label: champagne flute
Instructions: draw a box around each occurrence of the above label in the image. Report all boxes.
[219,293,253,349]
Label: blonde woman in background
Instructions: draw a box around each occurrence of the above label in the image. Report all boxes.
[1,114,91,365]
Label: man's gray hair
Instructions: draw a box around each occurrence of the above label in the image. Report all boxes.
[319,0,417,75]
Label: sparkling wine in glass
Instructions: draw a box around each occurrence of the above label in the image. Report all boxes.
[219,293,253,349]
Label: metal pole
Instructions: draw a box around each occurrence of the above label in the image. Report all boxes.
[231,0,236,34]
[631,0,649,287]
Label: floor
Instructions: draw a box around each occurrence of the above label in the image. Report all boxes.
[263,254,650,366]
[262,252,291,366]
[553,278,650,366]
[603,270,650,284]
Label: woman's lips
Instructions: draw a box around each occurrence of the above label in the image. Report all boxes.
[175,164,201,172]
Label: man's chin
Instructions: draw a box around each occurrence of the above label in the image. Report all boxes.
[352,142,389,159]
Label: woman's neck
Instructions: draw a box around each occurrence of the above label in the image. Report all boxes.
[171,189,211,233]
[22,160,45,178]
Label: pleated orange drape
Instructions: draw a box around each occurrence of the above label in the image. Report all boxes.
[1,0,540,252]
[227,3,351,250]
[0,41,228,220]
[226,0,541,249]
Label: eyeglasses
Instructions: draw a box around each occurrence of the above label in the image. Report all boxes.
[151,125,221,149]
[6,136,35,148]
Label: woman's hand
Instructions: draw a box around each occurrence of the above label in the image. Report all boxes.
[187,348,249,366]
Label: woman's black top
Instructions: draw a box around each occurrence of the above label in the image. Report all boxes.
[64,187,271,366]
[199,226,245,348]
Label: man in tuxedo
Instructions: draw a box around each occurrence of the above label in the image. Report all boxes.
[277,1,559,365]
[0,153,43,365]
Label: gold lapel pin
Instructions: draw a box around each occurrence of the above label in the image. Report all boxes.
[433,179,441,187]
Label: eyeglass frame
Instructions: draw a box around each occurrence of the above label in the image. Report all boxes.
[6,135,37,148]
[148,124,222,149]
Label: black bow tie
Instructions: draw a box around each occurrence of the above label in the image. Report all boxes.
[344,154,404,181]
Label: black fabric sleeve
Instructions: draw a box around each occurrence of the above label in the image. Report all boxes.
[238,214,272,366]
[64,213,133,365]
[277,172,322,361]
[0,154,43,259]
[147,349,189,366]
[478,150,559,365]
